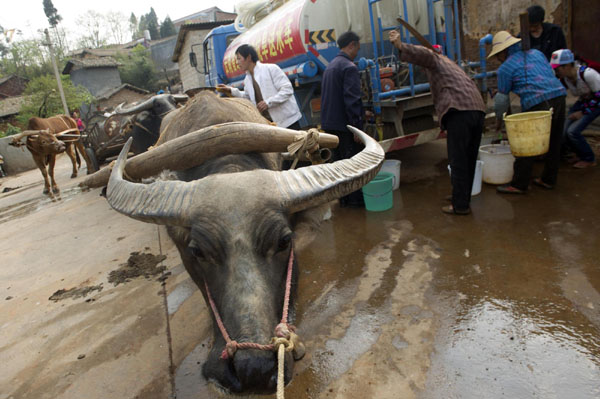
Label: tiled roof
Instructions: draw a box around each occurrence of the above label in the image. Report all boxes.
[0,95,31,118]
[171,20,234,62]
[96,84,150,100]
[62,57,122,74]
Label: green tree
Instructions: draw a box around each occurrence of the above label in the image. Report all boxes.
[146,8,160,40]
[17,74,94,124]
[137,15,148,38]
[129,13,138,40]
[43,0,62,28]
[0,37,53,80]
[147,20,160,40]
[115,44,159,92]
[160,16,177,38]
[0,25,7,57]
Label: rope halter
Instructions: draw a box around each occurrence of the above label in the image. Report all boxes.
[203,246,304,398]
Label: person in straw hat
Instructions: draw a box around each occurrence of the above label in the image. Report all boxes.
[490,30,566,194]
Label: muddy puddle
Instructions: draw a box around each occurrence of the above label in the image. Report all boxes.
[108,251,168,286]
[0,186,85,224]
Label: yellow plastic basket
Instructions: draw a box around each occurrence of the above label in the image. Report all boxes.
[503,109,552,157]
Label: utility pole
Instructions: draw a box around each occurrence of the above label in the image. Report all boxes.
[44,28,69,115]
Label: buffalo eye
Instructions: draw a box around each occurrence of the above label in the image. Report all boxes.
[277,234,292,252]
[187,245,204,259]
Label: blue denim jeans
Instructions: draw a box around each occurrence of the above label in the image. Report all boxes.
[564,101,600,162]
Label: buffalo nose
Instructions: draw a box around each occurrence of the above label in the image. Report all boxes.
[233,349,278,393]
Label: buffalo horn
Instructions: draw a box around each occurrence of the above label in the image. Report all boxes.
[106,137,202,226]
[83,122,338,188]
[105,125,382,225]
[114,97,155,115]
[276,126,384,213]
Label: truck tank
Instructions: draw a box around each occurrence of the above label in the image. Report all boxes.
[222,0,445,83]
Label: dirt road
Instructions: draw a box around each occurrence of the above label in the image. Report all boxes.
[1,140,598,399]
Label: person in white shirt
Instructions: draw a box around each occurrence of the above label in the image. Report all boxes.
[217,44,302,129]
[551,49,600,168]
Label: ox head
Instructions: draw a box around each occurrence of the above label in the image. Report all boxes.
[10,129,66,154]
[105,124,384,394]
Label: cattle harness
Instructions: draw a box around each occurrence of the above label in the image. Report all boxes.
[203,246,302,399]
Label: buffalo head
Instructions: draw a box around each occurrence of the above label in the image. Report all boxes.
[114,94,188,154]
[105,122,383,393]
[114,93,188,117]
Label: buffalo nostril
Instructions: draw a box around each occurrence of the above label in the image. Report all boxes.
[233,350,278,393]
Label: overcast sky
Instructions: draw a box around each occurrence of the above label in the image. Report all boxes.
[2,0,239,41]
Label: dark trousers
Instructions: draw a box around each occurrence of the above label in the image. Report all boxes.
[444,110,485,211]
[327,128,365,207]
[511,95,566,190]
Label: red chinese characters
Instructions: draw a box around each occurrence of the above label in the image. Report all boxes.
[223,2,304,80]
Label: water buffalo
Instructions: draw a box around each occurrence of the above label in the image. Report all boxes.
[104,92,384,394]
[113,93,188,154]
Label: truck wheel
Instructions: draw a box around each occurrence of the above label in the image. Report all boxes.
[85,148,99,173]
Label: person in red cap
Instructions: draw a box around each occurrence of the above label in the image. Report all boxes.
[552,49,599,168]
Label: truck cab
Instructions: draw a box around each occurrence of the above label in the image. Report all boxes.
[203,24,241,87]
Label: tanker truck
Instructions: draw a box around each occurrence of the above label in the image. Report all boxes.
[201,0,494,152]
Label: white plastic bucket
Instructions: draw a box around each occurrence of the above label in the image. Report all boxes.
[478,144,515,185]
[447,160,484,196]
[381,159,401,190]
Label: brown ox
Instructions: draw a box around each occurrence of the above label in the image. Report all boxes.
[10,115,95,197]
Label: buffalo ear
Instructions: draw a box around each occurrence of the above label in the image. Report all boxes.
[290,201,334,252]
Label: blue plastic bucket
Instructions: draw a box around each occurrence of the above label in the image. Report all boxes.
[362,172,394,212]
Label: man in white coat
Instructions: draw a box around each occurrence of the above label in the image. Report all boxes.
[217,44,302,129]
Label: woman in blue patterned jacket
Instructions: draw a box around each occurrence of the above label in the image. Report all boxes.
[489,31,566,194]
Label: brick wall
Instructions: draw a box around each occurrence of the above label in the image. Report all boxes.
[71,68,122,97]
[460,0,566,91]
[176,30,211,93]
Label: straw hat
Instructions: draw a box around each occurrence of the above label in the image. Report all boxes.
[488,31,521,59]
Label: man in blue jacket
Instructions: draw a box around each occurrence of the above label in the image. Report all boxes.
[321,31,367,207]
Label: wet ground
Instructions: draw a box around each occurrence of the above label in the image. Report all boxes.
[0,135,599,398]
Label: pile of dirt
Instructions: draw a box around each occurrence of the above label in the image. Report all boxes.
[108,251,167,286]
[49,284,103,302]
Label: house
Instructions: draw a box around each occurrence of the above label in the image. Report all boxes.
[173,6,237,28]
[62,57,123,98]
[171,21,234,93]
[96,84,150,111]
[0,75,28,99]
[0,95,30,130]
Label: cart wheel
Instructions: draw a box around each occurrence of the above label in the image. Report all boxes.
[85,148,99,173]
